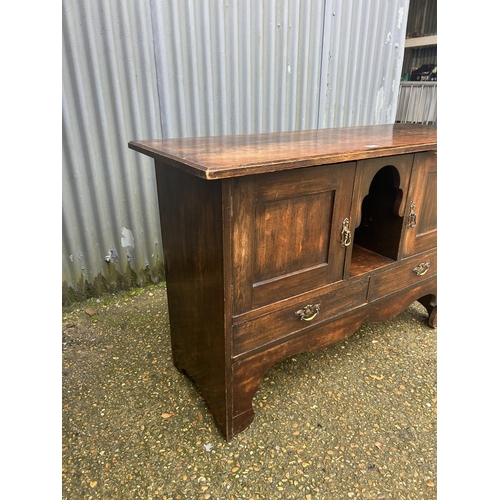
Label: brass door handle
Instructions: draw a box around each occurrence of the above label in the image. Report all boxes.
[412,262,431,276]
[295,303,320,321]
[340,218,352,247]
[408,202,417,228]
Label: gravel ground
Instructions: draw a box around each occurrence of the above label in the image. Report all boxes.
[62,283,437,500]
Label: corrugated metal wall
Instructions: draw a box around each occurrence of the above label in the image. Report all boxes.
[395,82,437,124]
[150,0,326,136]
[406,0,436,37]
[62,0,410,303]
[401,0,437,80]
[318,0,408,127]
[63,0,164,301]
[401,45,437,79]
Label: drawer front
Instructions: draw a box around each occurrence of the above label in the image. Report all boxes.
[233,276,369,357]
[369,249,437,301]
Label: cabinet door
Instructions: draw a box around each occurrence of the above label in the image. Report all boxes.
[400,152,437,257]
[231,163,355,314]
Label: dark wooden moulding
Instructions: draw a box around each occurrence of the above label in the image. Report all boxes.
[129,124,437,441]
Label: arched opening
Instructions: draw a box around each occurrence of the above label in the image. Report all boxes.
[350,165,404,274]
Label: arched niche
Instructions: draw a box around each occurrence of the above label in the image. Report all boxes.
[353,164,404,261]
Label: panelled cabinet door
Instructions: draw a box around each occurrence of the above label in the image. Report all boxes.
[231,163,356,314]
[400,152,437,258]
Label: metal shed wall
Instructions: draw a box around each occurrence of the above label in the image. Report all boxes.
[396,82,437,124]
[401,45,437,79]
[62,0,410,302]
[406,0,437,37]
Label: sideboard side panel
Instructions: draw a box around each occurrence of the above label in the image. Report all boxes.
[155,162,229,435]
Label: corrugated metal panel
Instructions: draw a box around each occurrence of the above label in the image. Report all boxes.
[395,82,437,124]
[62,0,164,299]
[402,45,437,78]
[406,0,437,37]
[62,0,411,301]
[318,0,409,127]
[150,0,326,136]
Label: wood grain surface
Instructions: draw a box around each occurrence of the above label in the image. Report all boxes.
[129,124,437,179]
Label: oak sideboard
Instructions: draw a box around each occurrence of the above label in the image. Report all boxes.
[129,124,437,441]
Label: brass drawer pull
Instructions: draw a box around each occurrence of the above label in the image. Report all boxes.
[340,218,352,247]
[295,303,320,321]
[412,262,431,276]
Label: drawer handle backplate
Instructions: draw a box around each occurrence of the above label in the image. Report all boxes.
[295,303,321,321]
[412,262,431,276]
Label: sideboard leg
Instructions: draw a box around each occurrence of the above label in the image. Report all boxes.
[229,356,269,439]
[417,294,437,328]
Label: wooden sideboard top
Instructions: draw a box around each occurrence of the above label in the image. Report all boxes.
[129,124,437,180]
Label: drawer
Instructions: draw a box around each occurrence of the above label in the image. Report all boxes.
[232,276,369,357]
[369,249,437,301]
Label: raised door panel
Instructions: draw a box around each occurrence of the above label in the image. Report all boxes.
[253,191,333,283]
[400,152,437,257]
[231,163,356,314]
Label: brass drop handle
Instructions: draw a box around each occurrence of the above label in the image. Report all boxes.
[408,202,417,228]
[295,303,320,321]
[412,262,431,276]
[340,217,352,247]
